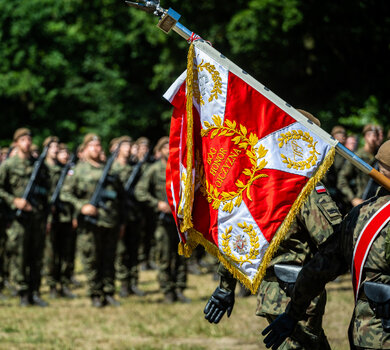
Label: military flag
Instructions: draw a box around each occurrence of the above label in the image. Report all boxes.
[164,40,338,293]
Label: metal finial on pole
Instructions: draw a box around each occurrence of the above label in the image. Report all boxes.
[125,1,194,40]
[125,1,390,193]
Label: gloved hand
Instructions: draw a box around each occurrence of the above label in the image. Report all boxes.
[204,286,235,324]
[262,312,297,349]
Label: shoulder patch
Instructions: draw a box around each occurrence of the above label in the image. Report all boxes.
[315,185,327,194]
[67,169,74,176]
[318,196,342,224]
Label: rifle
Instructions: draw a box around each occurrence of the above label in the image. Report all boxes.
[49,151,78,213]
[124,147,153,203]
[158,193,174,224]
[83,142,123,225]
[15,143,51,218]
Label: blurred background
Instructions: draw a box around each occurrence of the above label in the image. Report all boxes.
[0,0,389,148]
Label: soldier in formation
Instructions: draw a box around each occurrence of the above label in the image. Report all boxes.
[135,136,189,303]
[60,134,124,307]
[0,128,50,306]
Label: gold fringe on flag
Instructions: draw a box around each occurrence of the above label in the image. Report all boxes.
[177,43,337,295]
[179,146,336,294]
[179,42,196,234]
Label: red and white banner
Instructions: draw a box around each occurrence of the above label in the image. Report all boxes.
[352,200,390,301]
[165,41,337,293]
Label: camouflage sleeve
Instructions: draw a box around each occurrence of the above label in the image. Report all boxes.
[134,165,159,210]
[0,162,15,208]
[287,213,353,320]
[59,167,87,217]
[300,187,342,247]
[217,264,237,292]
[337,161,356,202]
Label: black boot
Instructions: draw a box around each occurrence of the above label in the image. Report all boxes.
[91,295,104,308]
[119,282,129,298]
[175,289,191,303]
[61,286,77,299]
[20,292,30,307]
[104,294,121,307]
[129,285,146,297]
[30,292,49,307]
[163,291,177,304]
[49,286,59,299]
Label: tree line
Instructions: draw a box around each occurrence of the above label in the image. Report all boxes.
[0,0,389,148]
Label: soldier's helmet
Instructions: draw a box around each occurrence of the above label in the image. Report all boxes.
[13,128,32,142]
[375,140,390,167]
[155,136,169,152]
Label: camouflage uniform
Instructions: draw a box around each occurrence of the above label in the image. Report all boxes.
[134,159,187,297]
[0,155,49,297]
[111,161,141,291]
[338,148,376,203]
[45,161,76,292]
[219,184,342,349]
[287,187,390,349]
[60,160,124,299]
[323,153,350,215]
[138,160,157,268]
[0,198,8,292]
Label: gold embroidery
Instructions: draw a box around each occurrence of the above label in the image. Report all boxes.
[199,115,268,213]
[221,222,260,266]
[278,130,321,170]
[193,59,223,105]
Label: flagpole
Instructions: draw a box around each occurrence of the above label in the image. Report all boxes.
[126,1,390,193]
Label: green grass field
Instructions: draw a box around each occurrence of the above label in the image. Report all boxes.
[0,269,353,350]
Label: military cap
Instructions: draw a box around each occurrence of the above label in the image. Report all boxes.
[297,109,321,127]
[331,125,346,136]
[362,124,377,135]
[109,137,120,151]
[136,137,150,146]
[117,135,132,144]
[43,136,59,147]
[13,128,32,142]
[155,136,169,152]
[58,143,68,151]
[83,133,100,146]
[375,140,390,168]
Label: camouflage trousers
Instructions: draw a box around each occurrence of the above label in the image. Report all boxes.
[155,220,187,294]
[0,225,7,290]
[78,223,119,297]
[257,280,330,350]
[352,299,390,349]
[46,221,77,289]
[138,209,156,265]
[115,220,140,286]
[6,216,46,294]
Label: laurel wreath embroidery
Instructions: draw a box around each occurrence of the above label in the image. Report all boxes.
[278,130,321,170]
[199,115,268,213]
[193,59,222,105]
[221,222,260,266]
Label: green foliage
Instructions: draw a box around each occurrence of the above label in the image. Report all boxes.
[0,0,389,148]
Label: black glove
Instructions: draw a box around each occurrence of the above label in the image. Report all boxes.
[262,313,297,349]
[204,286,235,324]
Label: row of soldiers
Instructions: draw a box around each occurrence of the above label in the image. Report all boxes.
[0,128,190,307]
